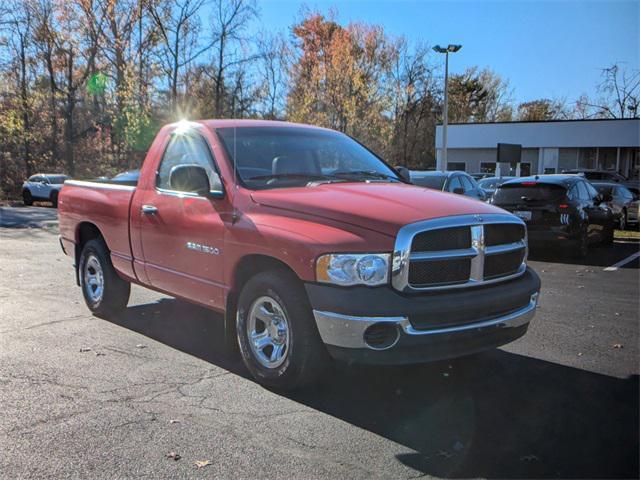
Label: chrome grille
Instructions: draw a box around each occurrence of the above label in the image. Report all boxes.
[391,214,528,292]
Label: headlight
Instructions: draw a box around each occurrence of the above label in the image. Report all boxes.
[316,253,390,286]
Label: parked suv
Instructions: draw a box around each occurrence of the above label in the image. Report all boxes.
[411,171,487,201]
[491,175,615,257]
[22,174,70,207]
[592,182,639,230]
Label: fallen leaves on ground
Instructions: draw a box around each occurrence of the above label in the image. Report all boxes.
[79,347,92,353]
[166,452,181,461]
[169,419,181,424]
[195,460,212,469]
[136,344,147,349]
[613,343,624,349]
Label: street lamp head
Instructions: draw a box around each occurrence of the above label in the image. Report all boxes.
[433,45,448,53]
[447,44,462,52]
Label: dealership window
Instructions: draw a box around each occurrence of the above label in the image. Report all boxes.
[447,162,466,171]
[599,148,617,171]
[578,148,597,169]
[480,162,496,174]
[559,148,579,170]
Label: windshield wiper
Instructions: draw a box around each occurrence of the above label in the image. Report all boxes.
[248,173,332,181]
[330,170,399,181]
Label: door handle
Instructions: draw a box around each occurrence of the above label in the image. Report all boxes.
[141,205,158,215]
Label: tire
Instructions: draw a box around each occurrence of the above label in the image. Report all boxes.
[602,222,615,245]
[619,209,627,231]
[574,225,589,258]
[79,238,130,316]
[236,269,329,390]
[49,190,59,208]
[22,189,33,206]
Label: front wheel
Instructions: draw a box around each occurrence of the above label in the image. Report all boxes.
[22,190,33,206]
[574,226,589,258]
[236,269,329,390]
[602,222,614,245]
[79,238,130,316]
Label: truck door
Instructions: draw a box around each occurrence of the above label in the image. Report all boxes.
[138,131,227,310]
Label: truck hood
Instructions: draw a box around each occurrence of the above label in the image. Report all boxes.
[250,182,508,237]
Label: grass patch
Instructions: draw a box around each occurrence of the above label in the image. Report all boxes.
[615,229,640,239]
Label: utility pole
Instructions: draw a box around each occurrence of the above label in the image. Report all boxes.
[433,44,462,171]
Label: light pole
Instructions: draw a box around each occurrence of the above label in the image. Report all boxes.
[433,44,462,171]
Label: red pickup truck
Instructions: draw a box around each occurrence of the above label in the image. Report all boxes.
[58,120,540,389]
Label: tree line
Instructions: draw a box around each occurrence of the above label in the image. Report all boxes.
[1,1,638,198]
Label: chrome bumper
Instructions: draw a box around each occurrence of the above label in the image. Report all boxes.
[313,293,538,350]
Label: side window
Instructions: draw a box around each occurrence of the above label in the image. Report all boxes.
[448,176,463,192]
[157,134,217,191]
[576,182,590,200]
[585,182,599,199]
[460,175,475,191]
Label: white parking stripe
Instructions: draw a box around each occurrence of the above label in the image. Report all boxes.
[604,251,640,271]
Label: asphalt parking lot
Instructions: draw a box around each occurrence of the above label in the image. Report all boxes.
[1,206,638,479]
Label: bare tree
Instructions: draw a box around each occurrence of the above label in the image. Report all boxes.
[256,31,288,119]
[589,63,640,118]
[32,0,105,175]
[209,0,257,117]
[148,0,211,113]
[5,0,35,176]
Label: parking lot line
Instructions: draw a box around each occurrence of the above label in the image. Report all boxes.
[604,251,640,271]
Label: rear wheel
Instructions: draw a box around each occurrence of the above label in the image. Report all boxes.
[619,209,627,231]
[236,269,329,390]
[22,190,33,206]
[79,238,130,316]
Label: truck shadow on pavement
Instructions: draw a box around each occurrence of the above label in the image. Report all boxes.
[528,238,640,268]
[107,298,639,479]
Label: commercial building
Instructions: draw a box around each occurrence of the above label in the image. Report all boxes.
[435,118,640,178]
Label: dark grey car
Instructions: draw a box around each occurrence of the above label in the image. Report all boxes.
[592,182,638,230]
[410,171,487,201]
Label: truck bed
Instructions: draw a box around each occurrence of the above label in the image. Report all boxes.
[58,180,138,281]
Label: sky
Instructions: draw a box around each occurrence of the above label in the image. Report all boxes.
[251,0,639,105]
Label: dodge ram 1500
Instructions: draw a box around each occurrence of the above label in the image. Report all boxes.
[58,119,541,389]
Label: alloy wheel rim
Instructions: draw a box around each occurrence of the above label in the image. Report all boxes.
[83,254,104,304]
[246,296,290,369]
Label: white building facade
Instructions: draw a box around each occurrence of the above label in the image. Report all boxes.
[435,119,640,178]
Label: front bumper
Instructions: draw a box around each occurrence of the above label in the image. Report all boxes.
[306,267,541,365]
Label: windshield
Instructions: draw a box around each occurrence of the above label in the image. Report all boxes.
[411,175,446,190]
[594,185,613,195]
[479,177,512,190]
[216,127,400,189]
[47,175,69,184]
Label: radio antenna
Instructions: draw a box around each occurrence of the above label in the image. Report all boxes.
[232,126,238,222]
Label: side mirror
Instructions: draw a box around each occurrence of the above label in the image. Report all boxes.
[169,164,224,198]
[394,165,411,183]
[453,187,465,195]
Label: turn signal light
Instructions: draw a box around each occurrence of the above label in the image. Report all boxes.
[558,204,569,209]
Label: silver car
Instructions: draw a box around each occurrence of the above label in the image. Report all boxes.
[22,174,70,207]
